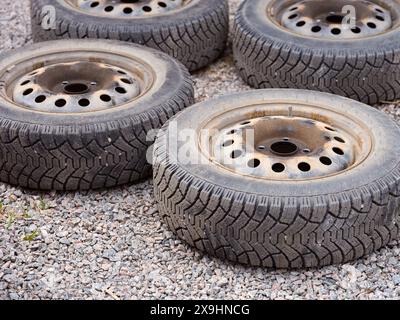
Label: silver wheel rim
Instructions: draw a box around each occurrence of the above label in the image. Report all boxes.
[69,0,190,17]
[2,50,155,114]
[270,0,395,39]
[12,62,142,113]
[200,103,372,181]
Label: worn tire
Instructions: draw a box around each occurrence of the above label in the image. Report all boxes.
[233,0,400,105]
[30,0,229,72]
[154,89,400,269]
[0,39,194,191]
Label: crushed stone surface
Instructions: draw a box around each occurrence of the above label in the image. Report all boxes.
[0,0,399,300]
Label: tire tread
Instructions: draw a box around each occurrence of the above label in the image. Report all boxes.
[31,0,230,71]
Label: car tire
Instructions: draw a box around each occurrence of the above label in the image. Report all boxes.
[154,89,400,268]
[30,0,230,72]
[0,39,194,191]
[233,0,400,105]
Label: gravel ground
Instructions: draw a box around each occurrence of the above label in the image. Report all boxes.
[1,0,400,300]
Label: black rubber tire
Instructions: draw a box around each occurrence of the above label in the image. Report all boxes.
[30,0,229,72]
[0,39,194,191]
[153,89,400,269]
[233,0,400,105]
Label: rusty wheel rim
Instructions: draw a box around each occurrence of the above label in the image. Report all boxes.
[3,51,154,113]
[269,0,397,39]
[200,103,372,181]
[67,0,192,18]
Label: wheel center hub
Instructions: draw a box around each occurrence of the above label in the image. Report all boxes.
[326,14,345,24]
[270,141,298,156]
[64,83,90,94]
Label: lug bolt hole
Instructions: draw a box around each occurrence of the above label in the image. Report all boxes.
[115,87,127,94]
[222,140,234,147]
[312,26,322,33]
[230,150,243,159]
[272,163,285,173]
[334,137,345,143]
[100,94,112,102]
[333,147,344,155]
[121,78,133,84]
[55,99,66,108]
[298,162,311,172]
[79,99,90,107]
[35,95,46,103]
[248,159,261,168]
[320,156,333,166]
[23,88,33,96]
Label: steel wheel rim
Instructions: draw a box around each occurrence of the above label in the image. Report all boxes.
[268,0,398,39]
[199,103,372,181]
[3,51,155,114]
[67,0,192,18]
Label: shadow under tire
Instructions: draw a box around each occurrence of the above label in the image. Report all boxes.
[153,89,400,269]
[0,39,194,191]
[30,0,229,72]
[233,0,400,105]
